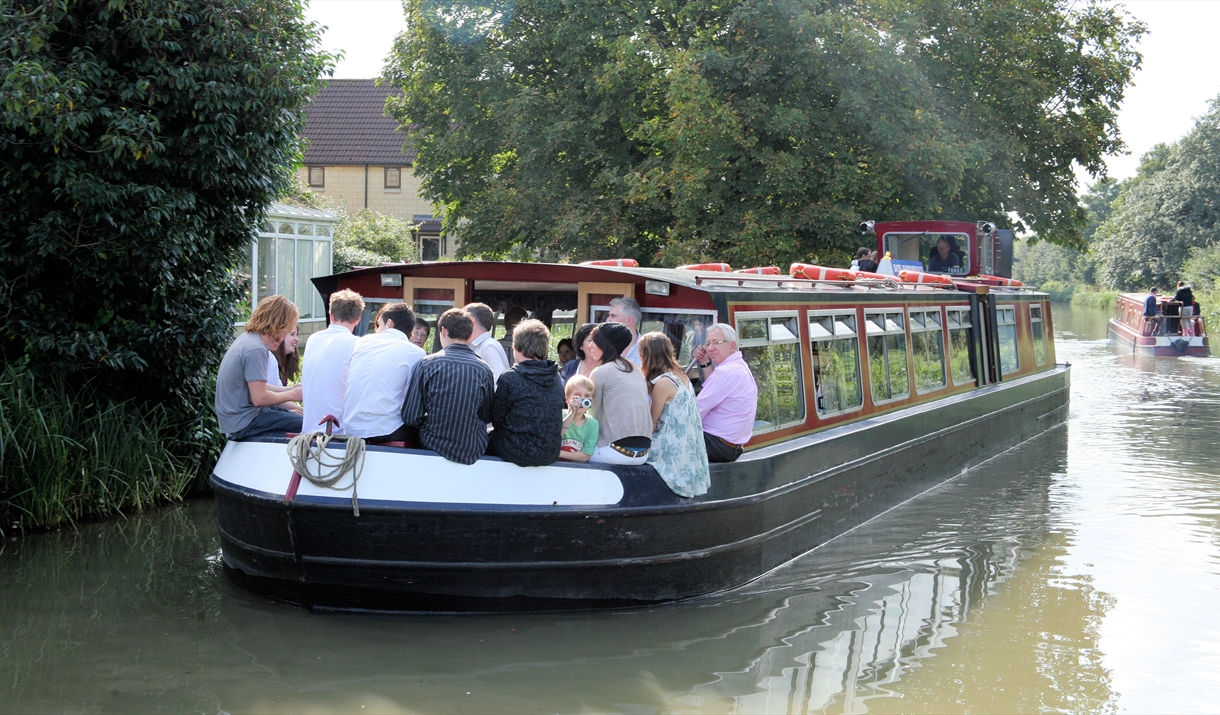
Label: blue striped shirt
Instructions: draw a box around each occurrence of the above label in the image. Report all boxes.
[400,342,494,465]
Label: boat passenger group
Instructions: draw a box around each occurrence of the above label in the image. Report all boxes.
[1141,281,1201,336]
[214,292,761,498]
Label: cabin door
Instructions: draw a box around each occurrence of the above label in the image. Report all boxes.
[577,282,635,324]
[402,277,468,328]
[971,293,1003,384]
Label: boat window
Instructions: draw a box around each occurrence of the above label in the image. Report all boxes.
[591,307,718,366]
[810,311,863,417]
[881,231,971,275]
[910,308,946,394]
[866,310,909,404]
[946,307,974,386]
[1030,304,1047,366]
[997,305,1019,374]
[736,311,805,433]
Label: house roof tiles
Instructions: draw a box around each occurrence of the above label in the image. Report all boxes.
[302,79,415,166]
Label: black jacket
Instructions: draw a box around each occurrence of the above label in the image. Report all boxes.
[490,359,566,467]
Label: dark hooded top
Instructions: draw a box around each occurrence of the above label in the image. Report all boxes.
[490,359,566,467]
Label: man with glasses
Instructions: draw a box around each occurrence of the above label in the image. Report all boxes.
[690,323,758,462]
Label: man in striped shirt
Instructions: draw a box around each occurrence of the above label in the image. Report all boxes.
[400,308,495,465]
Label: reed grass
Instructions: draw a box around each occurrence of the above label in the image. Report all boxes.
[0,364,195,536]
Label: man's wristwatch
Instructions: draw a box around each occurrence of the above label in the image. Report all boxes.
[699,361,713,368]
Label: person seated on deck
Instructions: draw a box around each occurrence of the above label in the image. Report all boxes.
[556,338,577,370]
[410,318,431,351]
[300,289,364,432]
[214,295,303,441]
[400,308,495,465]
[606,297,643,367]
[465,302,511,383]
[343,302,426,444]
[640,332,710,497]
[587,323,654,465]
[558,375,599,463]
[851,247,879,273]
[1174,280,1196,335]
[927,235,962,274]
[690,323,759,463]
[266,325,300,393]
[500,306,529,365]
[560,323,598,383]
[489,319,566,466]
[1143,287,1162,336]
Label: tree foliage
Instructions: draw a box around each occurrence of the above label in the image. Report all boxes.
[333,209,420,272]
[387,0,1143,266]
[0,0,333,460]
[1094,98,1220,290]
[1014,177,1119,288]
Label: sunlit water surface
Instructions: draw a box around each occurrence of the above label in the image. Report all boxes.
[2,305,1219,714]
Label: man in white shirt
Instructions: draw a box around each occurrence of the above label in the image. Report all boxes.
[300,289,364,433]
[607,297,643,367]
[464,302,510,384]
[343,302,426,442]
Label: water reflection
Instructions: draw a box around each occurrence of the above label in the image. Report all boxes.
[1,304,1218,712]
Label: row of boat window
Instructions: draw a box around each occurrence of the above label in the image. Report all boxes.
[738,303,1047,434]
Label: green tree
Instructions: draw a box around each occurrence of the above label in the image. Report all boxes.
[386,0,1143,266]
[1094,98,1220,290]
[333,209,420,272]
[1,0,334,467]
[1014,177,1120,288]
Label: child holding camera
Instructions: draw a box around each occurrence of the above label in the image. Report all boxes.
[558,375,599,463]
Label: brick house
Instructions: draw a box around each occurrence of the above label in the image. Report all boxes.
[299,79,451,260]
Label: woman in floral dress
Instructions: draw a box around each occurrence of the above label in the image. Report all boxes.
[638,332,710,497]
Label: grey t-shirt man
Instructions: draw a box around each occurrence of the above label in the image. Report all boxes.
[215,332,271,435]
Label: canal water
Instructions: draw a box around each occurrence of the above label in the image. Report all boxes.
[2,304,1218,714]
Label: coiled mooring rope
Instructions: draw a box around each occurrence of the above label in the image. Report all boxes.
[286,432,367,516]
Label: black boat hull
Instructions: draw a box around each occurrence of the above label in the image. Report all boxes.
[213,365,1069,612]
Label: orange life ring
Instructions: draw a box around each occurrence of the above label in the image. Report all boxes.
[789,263,856,281]
[734,266,781,275]
[677,263,733,272]
[973,274,1023,286]
[580,258,639,268]
[899,270,954,285]
[849,270,890,281]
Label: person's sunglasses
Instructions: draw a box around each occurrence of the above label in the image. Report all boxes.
[703,339,729,347]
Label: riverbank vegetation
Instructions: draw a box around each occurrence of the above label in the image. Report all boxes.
[1015,96,1220,324]
[0,0,334,533]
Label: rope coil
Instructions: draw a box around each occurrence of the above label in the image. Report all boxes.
[287,432,367,516]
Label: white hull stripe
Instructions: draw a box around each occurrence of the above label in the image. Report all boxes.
[212,441,625,506]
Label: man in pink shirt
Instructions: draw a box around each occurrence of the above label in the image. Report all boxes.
[691,323,758,462]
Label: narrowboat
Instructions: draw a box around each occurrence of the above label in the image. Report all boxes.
[1108,292,1210,357]
[212,220,1070,612]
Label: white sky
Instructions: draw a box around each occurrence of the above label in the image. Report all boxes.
[305,0,1220,183]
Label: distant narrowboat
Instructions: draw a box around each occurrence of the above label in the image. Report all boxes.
[1108,292,1210,357]
[212,220,1070,612]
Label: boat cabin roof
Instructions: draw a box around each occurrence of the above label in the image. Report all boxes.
[315,260,1043,308]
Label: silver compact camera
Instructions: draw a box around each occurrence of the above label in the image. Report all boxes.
[577,397,593,409]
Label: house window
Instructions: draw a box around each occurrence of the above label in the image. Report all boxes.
[385,167,401,189]
[997,305,1019,374]
[865,310,909,404]
[1030,304,1047,366]
[736,311,804,433]
[246,220,334,322]
[809,311,863,417]
[308,166,325,188]
[946,307,974,385]
[910,308,946,394]
[421,237,441,261]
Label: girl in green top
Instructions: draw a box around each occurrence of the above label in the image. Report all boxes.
[558,375,599,462]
